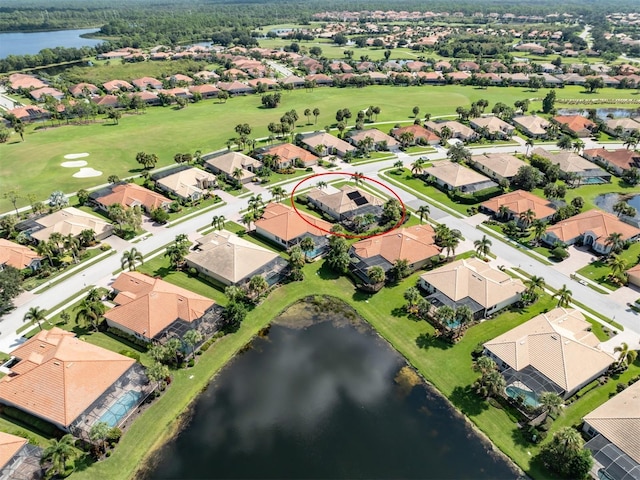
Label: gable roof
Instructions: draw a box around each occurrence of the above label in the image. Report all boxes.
[481,190,556,219]
[420,257,526,309]
[186,230,280,284]
[254,203,332,242]
[484,308,615,392]
[473,153,527,178]
[0,239,41,270]
[545,209,640,243]
[307,185,384,216]
[105,272,214,339]
[351,225,441,265]
[424,161,491,188]
[30,207,112,243]
[93,183,170,211]
[348,128,398,146]
[0,328,134,428]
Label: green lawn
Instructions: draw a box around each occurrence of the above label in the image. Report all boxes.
[577,243,640,290]
[1,84,633,212]
[21,247,105,291]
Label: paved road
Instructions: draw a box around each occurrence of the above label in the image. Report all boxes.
[2,138,638,352]
[0,86,22,112]
[265,60,294,78]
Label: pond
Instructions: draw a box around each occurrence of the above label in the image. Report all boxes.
[0,28,102,58]
[595,193,640,222]
[142,298,521,479]
[556,108,640,121]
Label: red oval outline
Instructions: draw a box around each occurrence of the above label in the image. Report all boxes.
[289,172,407,240]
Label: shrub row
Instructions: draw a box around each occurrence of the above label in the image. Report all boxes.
[106,327,150,349]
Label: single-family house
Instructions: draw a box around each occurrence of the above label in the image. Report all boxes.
[424,120,477,142]
[102,80,134,93]
[0,328,150,437]
[481,190,556,223]
[68,82,99,98]
[17,207,113,243]
[531,147,611,184]
[347,128,399,149]
[131,77,163,90]
[552,115,596,137]
[7,73,46,91]
[511,115,551,138]
[471,153,527,182]
[604,117,640,136]
[0,432,42,480]
[91,95,121,108]
[306,185,385,222]
[419,258,526,320]
[205,151,262,184]
[259,143,318,168]
[626,263,640,288]
[299,132,356,158]
[90,182,171,214]
[104,272,219,342]
[280,76,305,88]
[0,239,42,272]
[216,81,254,95]
[254,203,332,257]
[185,230,288,287]
[154,167,217,201]
[29,87,64,102]
[470,116,515,139]
[187,84,220,99]
[424,161,498,193]
[583,148,640,175]
[7,106,49,123]
[166,74,193,85]
[391,124,440,145]
[542,209,640,254]
[484,307,615,401]
[349,225,441,284]
[583,381,640,480]
[246,78,278,90]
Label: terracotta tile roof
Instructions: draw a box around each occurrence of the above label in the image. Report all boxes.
[105,272,214,339]
[0,328,134,428]
[420,257,526,309]
[424,161,492,188]
[186,230,280,284]
[481,190,556,219]
[484,308,615,392]
[69,82,99,97]
[552,115,596,133]
[307,185,384,216]
[470,116,514,134]
[30,207,113,243]
[7,105,48,120]
[280,75,305,85]
[473,153,527,178]
[94,183,170,211]
[392,124,439,142]
[188,84,220,95]
[584,381,640,463]
[132,77,162,89]
[348,128,398,146]
[0,432,27,469]
[91,95,120,107]
[0,239,41,270]
[255,203,332,242]
[262,143,318,166]
[8,74,46,90]
[29,87,63,100]
[217,80,253,92]
[102,80,134,92]
[546,209,640,243]
[352,225,441,265]
[584,148,640,171]
[247,78,278,88]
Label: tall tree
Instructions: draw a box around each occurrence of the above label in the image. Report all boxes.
[554,284,573,308]
[41,434,78,478]
[182,329,203,360]
[121,247,144,271]
[23,306,47,331]
[474,235,492,259]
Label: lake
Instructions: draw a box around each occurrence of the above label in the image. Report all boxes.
[142,298,521,479]
[0,28,103,58]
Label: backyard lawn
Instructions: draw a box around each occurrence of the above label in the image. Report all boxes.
[1,84,634,212]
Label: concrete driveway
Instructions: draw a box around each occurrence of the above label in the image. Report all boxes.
[551,245,596,276]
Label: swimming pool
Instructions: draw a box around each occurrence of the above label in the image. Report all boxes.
[505,384,539,408]
[98,390,142,427]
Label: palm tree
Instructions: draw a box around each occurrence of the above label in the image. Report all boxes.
[404,287,421,309]
[497,205,511,221]
[211,215,226,230]
[525,138,535,156]
[605,232,625,255]
[524,275,546,301]
[288,245,306,273]
[41,434,78,477]
[23,306,47,331]
[473,356,497,376]
[121,247,144,271]
[241,212,255,231]
[63,234,80,263]
[182,329,203,360]
[352,171,365,185]
[435,305,456,330]
[554,284,573,308]
[392,258,411,280]
[473,235,492,259]
[36,241,54,267]
[613,342,638,367]
[147,362,170,390]
[248,194,264,217]
[572,138,585,154]
[410,158,426,176]
[315,180,327,190]
[455,305,473,335]
[417,205,430,224]
[538,391,564,416]
[89,421,111,452]
[247,274,269,300]
[164,337,184,366]
[231,167,244,187]
[299,236,316,260]
[532,219,547,245]
[518,209,536,230]
[165,242,188,270]
[606,255,627,283]
[74,297,106,331]
[553,427,584,454]
[474,370,506,399]
[367,266,386,285]
[269,186,286,203]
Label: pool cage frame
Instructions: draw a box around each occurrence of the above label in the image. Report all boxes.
[585,433,640,480]
[68,363,153,441]
[0,443,42,480]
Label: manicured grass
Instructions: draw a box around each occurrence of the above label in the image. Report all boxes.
[577,243,640,290]
[21,248,105,291]
[1,84,631,212]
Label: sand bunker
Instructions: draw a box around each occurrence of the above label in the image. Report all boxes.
[61,160,88,168]
[64,153,90,159]
[73,168,103,178]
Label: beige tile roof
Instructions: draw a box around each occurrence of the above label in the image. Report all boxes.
[0,432,27,469]
[546,209,640,243]
[420,257,526,309]
[0,328,134,428]
[254,203,332,242]
[0,239,41,270]
[424,161,491,188]
[512,115,550,135]
[424,120,476,139]
[186,230,279,284]
[262,143,318,166]
[485,308,614,392]
[584,381,640,463]
[307,185,384,216]
[481,190,556,219]
[473,153,527,178]
[605,117,640,131]
[470,116,514,134]
[352,225,441,264]
[205,152,261,181]
[300,132,356,153]
[348,128,398,146]
[156,167,217,198]
[94,183,171,211]
[105,272,214,339]
[531,147,598,174]
[31,207,113,243]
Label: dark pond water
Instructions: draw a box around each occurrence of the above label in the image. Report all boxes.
[143,299,521,479]
[595,193,640,222]
[0,28,102,58]
[556,108,640,121]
